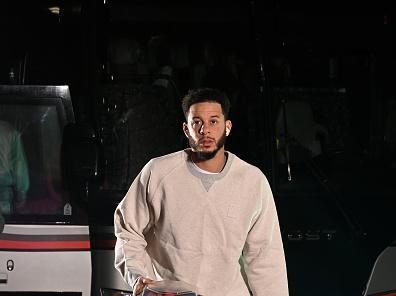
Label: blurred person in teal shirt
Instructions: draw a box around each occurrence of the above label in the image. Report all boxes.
[0,120,29,215]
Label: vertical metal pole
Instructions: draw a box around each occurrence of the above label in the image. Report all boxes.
[281,96,292,181]
[248,0,277,189]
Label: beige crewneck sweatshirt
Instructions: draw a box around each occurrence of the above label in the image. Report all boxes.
[114,149,288,296]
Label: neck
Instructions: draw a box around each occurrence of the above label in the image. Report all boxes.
[191,148,227,173]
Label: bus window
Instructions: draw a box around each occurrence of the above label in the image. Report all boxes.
[0,85,85,224]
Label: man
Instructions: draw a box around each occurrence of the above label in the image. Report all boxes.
[0,120,29,215]
[114,88,288,296]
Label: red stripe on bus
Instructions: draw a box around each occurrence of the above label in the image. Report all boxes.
[0,240,91,250]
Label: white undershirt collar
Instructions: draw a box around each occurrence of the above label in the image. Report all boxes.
[191,161,219,175]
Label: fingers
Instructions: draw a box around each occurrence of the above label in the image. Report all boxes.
[142,277,156,285]
[133,277,156,296]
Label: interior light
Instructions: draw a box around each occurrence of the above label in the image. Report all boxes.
[48,6,60,15]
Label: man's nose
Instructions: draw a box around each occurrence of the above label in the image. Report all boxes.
[199,124,210,135]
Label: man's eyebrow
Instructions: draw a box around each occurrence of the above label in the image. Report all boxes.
[191,115,220,120]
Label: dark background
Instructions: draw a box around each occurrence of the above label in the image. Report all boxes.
[0,1,394,295]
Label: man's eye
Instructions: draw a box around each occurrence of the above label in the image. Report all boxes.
[210,120,218,125]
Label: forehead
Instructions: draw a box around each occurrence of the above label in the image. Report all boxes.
[188,102,223,118]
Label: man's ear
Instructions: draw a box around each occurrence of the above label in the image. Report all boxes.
[183,122,190,138]
[225,120,232,136]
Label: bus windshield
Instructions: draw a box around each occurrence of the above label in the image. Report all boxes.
[0,85,82,224]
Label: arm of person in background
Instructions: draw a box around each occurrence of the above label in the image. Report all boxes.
[242,176,289,296]
[114,161,157,295]
[11,131,29,210]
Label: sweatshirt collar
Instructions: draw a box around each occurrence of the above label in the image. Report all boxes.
[184,148,234,183]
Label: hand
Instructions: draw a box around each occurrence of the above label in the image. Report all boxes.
[133,277,156,296]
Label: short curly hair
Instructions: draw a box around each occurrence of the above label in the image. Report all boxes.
[181,88,231,120]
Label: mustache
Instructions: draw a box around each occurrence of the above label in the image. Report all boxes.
[199,137,215,142]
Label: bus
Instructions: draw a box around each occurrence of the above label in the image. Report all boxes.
[0,85,130,296]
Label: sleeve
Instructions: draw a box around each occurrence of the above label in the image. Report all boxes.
[242,177,289,296]
[114,161,156,288]
[11,132,29,202]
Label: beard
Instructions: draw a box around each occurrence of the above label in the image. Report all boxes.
[188,129,227,161]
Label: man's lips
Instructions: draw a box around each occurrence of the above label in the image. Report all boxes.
[199,138,215,147]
